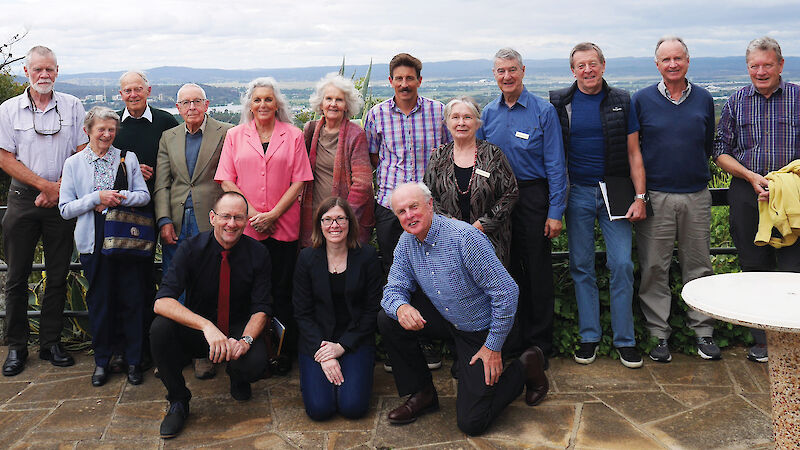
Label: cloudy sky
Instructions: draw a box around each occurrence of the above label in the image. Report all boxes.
[2,0,799,75]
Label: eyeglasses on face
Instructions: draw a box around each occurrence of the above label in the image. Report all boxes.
[212,211,247,223]
[177,99,206,108]
[122,86,146,95]
[321,216,349,227]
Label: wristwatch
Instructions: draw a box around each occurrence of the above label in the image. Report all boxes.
[634,193,650,203]
[240,335,254,345]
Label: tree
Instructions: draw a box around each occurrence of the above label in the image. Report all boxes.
[0,30,28,73]
[0,71,25,105]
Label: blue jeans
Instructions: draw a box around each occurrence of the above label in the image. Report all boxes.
[161,207,199,304]
[298,345,375,421]
[566,184,635,347]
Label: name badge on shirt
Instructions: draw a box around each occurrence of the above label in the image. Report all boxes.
[515,131,529,140]
[475,168,490,178]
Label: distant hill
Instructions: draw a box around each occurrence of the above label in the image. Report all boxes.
[50,56,800,86]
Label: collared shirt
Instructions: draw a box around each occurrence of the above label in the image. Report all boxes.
[121,105,153,122]
[657,80,692,105]
[82,147,116,191]
[185,115,208,135]
[713,79,800,175]
[381,214,518,351]
[0,88,88,182]
[477,87,567,220]
[364,96,450,208]
[157,231,273,328]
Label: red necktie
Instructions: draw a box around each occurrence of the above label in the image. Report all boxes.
[217,250,230,336]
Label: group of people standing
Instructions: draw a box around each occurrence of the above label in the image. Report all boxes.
[0,32,796,439]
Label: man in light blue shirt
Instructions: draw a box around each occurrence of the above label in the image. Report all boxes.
[477,48,567,360]
[377,182,548,436]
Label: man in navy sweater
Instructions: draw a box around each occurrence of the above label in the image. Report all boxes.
[632,36,720,363]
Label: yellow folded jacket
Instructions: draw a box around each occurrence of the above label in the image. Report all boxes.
[755,159,800,248]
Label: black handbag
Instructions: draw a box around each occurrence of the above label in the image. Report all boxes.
[101,150,156,259]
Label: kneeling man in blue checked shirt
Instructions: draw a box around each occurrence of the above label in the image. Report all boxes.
[377,182,548,436]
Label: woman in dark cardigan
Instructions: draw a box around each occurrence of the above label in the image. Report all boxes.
[293,197,381,421]
[423,96,519,266]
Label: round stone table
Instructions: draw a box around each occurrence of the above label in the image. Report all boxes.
[682,272,800,448]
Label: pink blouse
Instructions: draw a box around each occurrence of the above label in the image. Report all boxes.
[215,120,313,242]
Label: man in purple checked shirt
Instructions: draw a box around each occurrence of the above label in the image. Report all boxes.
[713,36,800,364]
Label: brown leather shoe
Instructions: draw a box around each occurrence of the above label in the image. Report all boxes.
[387,384,439,424]
[520,345,549,406]
[193,358,216,380]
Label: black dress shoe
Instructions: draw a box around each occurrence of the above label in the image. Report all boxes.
[109,354,126,373]
[92,366,109,387]
[127,365,143,385]
[3,348,28,377]
[387,383,439,424]
[230,379,252,401]
[39,344,75,367]
[520,345,549,406]
[160,400,189,439]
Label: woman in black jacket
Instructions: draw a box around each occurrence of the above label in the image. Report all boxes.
[293,197,381,420]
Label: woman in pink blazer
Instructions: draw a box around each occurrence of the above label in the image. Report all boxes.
[215,77,313,360]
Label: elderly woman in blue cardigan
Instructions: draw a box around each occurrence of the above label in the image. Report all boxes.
[59,106,150,387]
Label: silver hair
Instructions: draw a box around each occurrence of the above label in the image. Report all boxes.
[119,71,150,88]
[569,42,605,68]
[176,83,207,101]
[84,106,120,131]
[746,36,783,62]
[308,73,364,119]
[390,182,432,208]
[240,77,292,124]
[655,36,690,62]
[443,96,482,128]
[24,45,57,67]
[494,48,523,68]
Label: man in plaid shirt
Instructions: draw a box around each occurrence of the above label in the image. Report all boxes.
[364,53,450,274]
[713,36,800,364]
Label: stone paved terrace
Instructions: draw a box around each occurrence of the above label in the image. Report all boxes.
[0,345,775,449]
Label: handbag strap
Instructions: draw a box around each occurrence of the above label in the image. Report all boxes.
[112,149,129,191]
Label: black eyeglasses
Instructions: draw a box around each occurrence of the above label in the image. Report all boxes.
[321,216,349,227]
[28,89,62,136]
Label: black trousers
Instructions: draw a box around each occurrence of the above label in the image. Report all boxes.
[377,296,525,436]
[150,316,268,403]
[2,184,75,349]
[80,212,147,367]
[262,238,298,354]
[375,203,404,275]
[509,181,554,354]
[729,177,800,344]
[110,203,157,362]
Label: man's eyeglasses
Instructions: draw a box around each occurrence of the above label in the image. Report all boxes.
[28,89,62,136]
[121,86,146,95]
[177,99,206,108]
[213,211,247,223]
[321,216,348,227]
